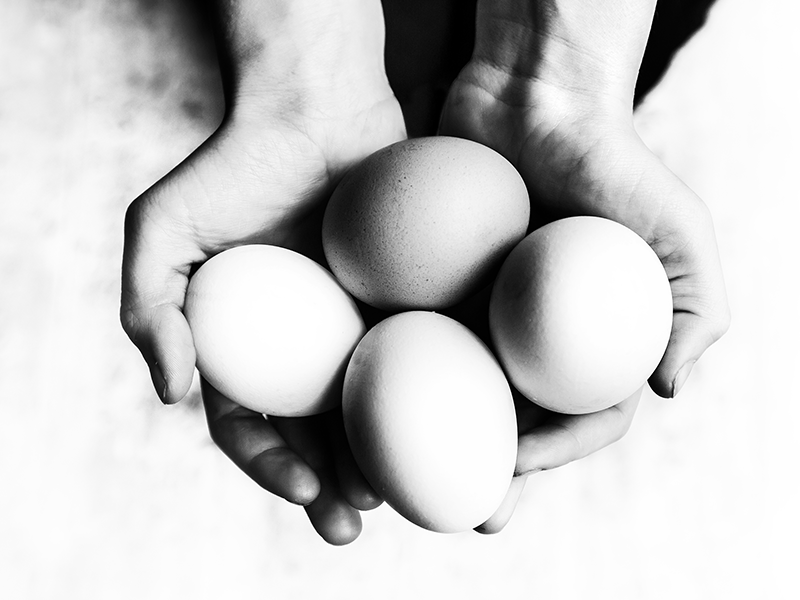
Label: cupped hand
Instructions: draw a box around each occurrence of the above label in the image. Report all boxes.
[439,0,730,533]
[201,381,383,545]
[121,0,405,544]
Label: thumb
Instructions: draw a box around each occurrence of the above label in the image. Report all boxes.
[647,207,731,398]
[648,297,731,399]
[121,159,208,404]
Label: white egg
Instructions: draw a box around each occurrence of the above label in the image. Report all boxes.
[342,311,518,533]
[184,245,366,417]
[489,216,673,414]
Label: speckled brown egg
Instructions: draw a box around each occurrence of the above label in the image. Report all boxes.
[322,136,530,311]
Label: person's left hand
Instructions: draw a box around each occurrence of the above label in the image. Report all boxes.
[473,388,642,533]
[438,0,730,533]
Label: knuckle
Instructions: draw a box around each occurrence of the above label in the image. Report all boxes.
[205,421,225,450]
[609,403,636,444]
[123,195,148,238]
[119,307,136,337]
[713,304,732,341]
[700,302,731,348]
[119,305,147,347]
[614,415,634,442]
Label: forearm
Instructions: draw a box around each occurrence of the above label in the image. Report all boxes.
[471,0,657,114]
[205,0,390,115]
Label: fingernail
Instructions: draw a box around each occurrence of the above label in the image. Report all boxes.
[152,364,169,404]
[671,360,696,398]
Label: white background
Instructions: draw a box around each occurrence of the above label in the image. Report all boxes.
[1,0,797,598]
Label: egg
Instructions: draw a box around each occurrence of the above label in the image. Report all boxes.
[184,245,365,417]
[342,311,518,533]
[489,216,673,415]
[322,136,530,311]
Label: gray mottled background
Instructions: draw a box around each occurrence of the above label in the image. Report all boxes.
[1,0,797,598]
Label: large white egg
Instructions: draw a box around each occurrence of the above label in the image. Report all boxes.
[489,216,673,414]
[184,245,366,417]
[342,311,518,533]
[322,136,530,311]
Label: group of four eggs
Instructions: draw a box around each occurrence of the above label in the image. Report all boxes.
[184,136,673,534]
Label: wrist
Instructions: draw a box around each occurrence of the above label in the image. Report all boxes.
[210,0,392,123]
[469,0,656,120]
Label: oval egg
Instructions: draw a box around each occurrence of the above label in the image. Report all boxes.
[489,216,673,414]
[322,136,530,311]
[184,245,366,417]
[342,311,518,533]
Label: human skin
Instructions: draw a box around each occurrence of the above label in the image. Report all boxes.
[121,0,730,543]
[437,0,730,531]
[121,0,406,545]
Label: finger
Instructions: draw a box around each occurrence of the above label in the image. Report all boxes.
[516,387,642,475]
[202,379,321,505]
[649,209,730,398]
[121,300,197,405]
[304,473,364,546]
[326,409,383,511]
[271,414,364,545]
[474,474,528,535]
[121,162,210,404]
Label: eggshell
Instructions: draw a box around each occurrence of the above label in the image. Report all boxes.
[322,136,530,311]
[184,245,365,417]
[489,216,673,415]
[342,311,518,533]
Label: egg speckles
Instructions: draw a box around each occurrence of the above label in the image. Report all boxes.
[322,136,530,311]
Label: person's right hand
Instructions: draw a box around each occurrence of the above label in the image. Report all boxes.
[120,0,405,545]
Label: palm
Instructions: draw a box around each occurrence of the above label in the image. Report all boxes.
[196,108,407,533]
[440,66,728,398]
[435,60,728,533]
[152,101,406,263]
[122,90,405,545]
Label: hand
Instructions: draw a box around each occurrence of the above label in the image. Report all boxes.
[121,0,405,544]
[439,0,730,532]
[201,382,383,545]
